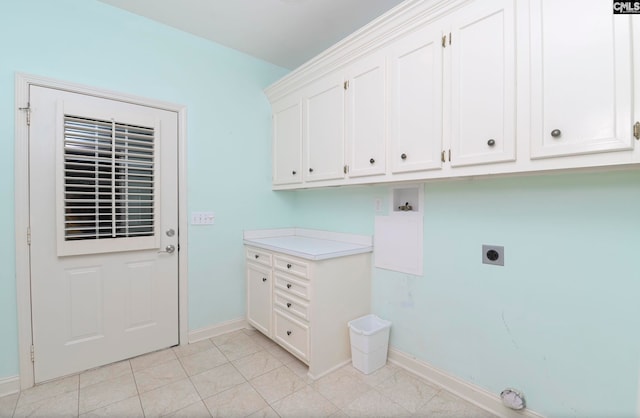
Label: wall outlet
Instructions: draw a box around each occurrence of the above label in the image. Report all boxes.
[482,244,504,266]
[191,211,215,225]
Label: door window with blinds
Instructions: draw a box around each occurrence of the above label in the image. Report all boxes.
[56,109,161,256]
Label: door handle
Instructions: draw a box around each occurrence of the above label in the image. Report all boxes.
[158,244,176,254]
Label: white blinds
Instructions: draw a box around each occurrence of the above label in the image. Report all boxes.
[63,115,155,241]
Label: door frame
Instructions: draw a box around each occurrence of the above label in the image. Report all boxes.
[14,73,189,389]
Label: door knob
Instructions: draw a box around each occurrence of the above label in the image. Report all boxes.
[158,244,175,254]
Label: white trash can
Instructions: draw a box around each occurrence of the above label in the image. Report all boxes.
[348,314,392,374]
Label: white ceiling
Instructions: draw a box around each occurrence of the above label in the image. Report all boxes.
[98,0,406,69]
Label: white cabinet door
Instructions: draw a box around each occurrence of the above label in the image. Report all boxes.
[247,263,272,336]
[346,52,387,178]
[388,25,444,173]
[449,0,516,167]
[272,96,303,185]
[529,0,634,158]
[304,73,346,182]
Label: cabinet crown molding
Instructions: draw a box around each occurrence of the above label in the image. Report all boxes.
[264,0,471,103]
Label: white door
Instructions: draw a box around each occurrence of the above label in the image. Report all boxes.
[29,85,179,383]
[388,24,444,174]
[448,0,516,167]
[272,95,303,186]
[304,73,345,182]
[529,0,634,159]
[246,263,272,336]
[345,51,387,178]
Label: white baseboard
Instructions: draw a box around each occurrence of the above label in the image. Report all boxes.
[388,347,544,418]
[188,318,248,343]
[0,375,20,398]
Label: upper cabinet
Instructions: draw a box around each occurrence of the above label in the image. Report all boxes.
[529,0,635,159]
[272,94,302,186]
[266,0,639,190]
[345,51,387,178]
[388,23,443,174]
[304,73,345,182]
[448,0,516,167]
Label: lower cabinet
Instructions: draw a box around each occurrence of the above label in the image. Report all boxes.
[245,245,371,379]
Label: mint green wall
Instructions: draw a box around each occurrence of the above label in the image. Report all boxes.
[0,0,292,379]
[291,171,640,417]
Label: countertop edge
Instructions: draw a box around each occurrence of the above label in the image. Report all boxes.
[243,239,373,261]
[243,228,372,246]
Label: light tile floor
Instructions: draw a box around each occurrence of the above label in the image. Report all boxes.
[0,328,497,417]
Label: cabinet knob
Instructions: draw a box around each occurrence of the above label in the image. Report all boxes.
[400,153,407,160]
[286,330,292,336]
[487,139,495,147]
[551,129,562,138]
[262,277,267,282]
[287,263,292,269]
[286,302,292,308]
[254,254,259,259]
[309,168,314,173]
[292,170,296,175]
[286,283,292,289]
[369,158,375,164]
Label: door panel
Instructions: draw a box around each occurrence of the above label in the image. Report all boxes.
[449,0,516,167]
[388,25,444,173]
[529,0,634,158]
[29,85,179,383]
[304,73,345,182]
[346,52,387,178]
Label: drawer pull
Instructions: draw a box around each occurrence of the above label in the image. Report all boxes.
[286,283,292,289]
[401,153,407,160]
[286,302,292,308]
[286,330,292,336]
[551,129,562,138]
[262,277,267,282]
[287,263,292,269]
[254,254,259,259]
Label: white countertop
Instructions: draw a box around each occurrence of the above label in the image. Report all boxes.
[243,228,373,260]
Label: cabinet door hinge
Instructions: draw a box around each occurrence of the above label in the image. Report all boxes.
[343,165,349,174]
[30,345,35,363]
[634,121,640,140]
[27,227,31,246]
[19,103,31,126]
[343,80,349,90]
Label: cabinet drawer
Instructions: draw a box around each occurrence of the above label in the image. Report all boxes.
[274,273,309,301]
[274,291,309,321]
[274,309,309,362]
[274,255,308,277]
[246,247,272,267]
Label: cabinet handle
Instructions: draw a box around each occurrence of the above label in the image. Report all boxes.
[369,158,375,164]
[400,153,407,160]
[286,283,292,289]
[551,129,562,138]
[286,330,292,336]
[254,254,259,259]
[262,277,267,282]
[287,263,292,269]
[286,302,292,308]
[292,170,296,175]
[487,139,495,147]
[309,168,314,173]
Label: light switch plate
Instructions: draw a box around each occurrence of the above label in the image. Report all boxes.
[191,211,215,225]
